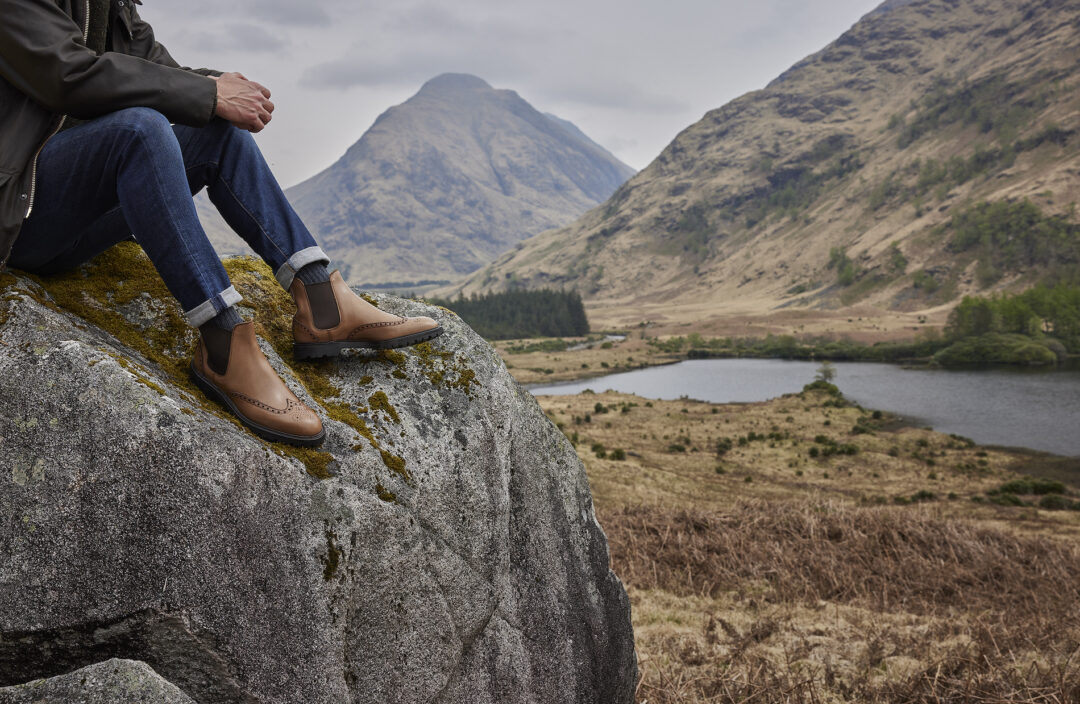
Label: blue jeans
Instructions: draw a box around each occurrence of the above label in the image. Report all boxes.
[9,108,329,327]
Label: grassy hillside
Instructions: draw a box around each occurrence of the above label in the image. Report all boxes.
[445,0,1080,332]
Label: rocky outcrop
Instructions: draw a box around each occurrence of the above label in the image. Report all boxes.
[0,659,196,704]
[0,247,637,703]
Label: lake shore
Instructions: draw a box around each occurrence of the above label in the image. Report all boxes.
[497,331,1077,387]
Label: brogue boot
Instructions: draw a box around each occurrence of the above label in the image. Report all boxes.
[190,322,325,446]
[290,271,444,360]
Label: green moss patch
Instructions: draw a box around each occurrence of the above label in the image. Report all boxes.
[379,450,412,484]
[284,447,335,479]
[321,529,342,581]
[368,391,401,424]
[111,354,166,396]
[376,483,397,503]
[326,401,377,447]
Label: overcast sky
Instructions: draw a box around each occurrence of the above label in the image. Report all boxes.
[138,0,883,188]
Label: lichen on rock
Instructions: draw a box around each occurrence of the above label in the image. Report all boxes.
[0,246,637,703]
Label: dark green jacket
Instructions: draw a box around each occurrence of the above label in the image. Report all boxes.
[0,0,219,268]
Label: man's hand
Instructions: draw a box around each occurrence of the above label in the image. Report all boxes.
[211,72,274,132]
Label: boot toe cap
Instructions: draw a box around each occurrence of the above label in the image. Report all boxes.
[291,402,324,438]
[407,316,440,333]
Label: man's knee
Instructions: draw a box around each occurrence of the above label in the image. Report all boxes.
[110,107,172,134]
[102,108,178,155]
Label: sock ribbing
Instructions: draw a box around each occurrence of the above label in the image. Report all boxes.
[201,305,244,331]
[296,262,331,286]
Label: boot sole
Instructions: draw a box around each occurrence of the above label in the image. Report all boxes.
[189,363,326,448]
[293,325,445,361]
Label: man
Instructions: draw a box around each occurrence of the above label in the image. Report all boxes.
[0,0,443,447]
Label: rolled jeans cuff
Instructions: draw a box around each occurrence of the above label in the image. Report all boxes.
[184,285,243,327]
[275,246,331,290]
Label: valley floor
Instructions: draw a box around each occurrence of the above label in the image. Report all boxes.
[583,300,950,345]
[533,389,1080,703]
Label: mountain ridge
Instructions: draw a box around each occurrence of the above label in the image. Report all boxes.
[277,73,635,286]
[442,0,1080,329]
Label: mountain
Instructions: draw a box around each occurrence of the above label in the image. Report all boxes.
[224,73,631,287]
[444,0,1080,325]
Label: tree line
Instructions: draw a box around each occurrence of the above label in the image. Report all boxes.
[946,283,1080,353]
[427,289,590,340]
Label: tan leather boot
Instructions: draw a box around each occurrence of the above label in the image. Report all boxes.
[190,322,325,446]
[290,271,444,360]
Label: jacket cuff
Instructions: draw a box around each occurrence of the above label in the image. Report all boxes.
[194,74,218,126]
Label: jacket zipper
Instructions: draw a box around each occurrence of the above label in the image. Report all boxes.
[24,0,90,221]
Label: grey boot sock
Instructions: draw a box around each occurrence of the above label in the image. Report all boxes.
[296,262,331,286]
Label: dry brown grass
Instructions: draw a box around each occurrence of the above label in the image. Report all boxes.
[604,501,1080,619]
[607,502,1080,704]
[535,390,1080,703]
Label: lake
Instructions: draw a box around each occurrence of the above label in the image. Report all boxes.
[528,359,1080,457]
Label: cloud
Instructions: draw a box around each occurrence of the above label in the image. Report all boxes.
[302,44,530,90]
[188,23,289,55]
[537,78,690,114]
[238,0,333,27]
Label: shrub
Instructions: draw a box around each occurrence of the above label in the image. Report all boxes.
[934,333,1059,366]
[716,438,734,457]
[992,479,1067,496]
[803,379,841,396]
[1038,495,1073,511]
[610,448,626,461]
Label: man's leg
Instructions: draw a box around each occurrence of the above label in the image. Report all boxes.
[172,119,329,291]
[11,108,239,327]
[9,108,323,446]
[173,119,443,357]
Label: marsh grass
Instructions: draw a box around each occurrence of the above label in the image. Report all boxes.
[607,502,1080,703]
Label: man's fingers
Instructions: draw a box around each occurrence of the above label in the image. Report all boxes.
[253,82,271,99]
[264,99,275,114]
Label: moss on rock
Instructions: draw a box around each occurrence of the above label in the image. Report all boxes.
[368,391,401,424]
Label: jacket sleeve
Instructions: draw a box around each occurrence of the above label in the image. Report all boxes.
[0,0,217,126]
[126,3,222,78]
